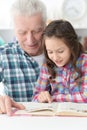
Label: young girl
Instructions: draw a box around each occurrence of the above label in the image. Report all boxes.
[32,20,87,103]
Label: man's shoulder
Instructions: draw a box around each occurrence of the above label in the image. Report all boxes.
[0,42,18,53]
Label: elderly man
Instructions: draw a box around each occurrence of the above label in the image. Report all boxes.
[0,0,47,115]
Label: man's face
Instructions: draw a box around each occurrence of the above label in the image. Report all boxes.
[14,14,45,56]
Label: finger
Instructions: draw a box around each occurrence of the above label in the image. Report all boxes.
[0,109,2,114]
[12,100,25,110]
[0,96,6,113]
[38,92,49,103]
[42,94,49,102]
[38,94,45,102]
[46,95,52,103]
[4,96,12,116]
[45,92,52,103]
[5,96,25,116]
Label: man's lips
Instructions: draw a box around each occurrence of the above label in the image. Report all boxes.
[26,44,38,48]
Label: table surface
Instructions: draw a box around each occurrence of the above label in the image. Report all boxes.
[0,114,87,130]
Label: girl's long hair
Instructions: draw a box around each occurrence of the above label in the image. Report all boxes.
[43,20,84,79]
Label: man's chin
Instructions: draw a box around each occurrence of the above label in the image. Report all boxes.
[25,47,42,56]
[28,51,39,56]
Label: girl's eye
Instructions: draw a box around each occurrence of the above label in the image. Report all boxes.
[58,50,64,53]
[47,51,53,54]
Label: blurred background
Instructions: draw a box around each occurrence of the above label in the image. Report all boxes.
[0,0,87,51]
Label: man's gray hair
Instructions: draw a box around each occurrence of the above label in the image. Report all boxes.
[11,0,47,24]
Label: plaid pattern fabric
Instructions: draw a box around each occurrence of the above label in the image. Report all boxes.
[33,54,87,103]
[0,42,39,102]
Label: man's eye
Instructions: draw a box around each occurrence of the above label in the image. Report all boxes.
[18,32,26,35]
[34,28,43,34]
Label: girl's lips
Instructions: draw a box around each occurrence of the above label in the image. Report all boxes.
[55,60,62,64]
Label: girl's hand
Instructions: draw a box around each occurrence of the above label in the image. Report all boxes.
[38,91,52,103]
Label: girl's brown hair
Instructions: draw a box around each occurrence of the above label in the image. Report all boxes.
[43,20,84,79]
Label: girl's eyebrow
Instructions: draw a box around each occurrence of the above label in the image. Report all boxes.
[47,47,64,51]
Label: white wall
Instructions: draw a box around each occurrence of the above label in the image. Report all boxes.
[0,29,15,43]
[0,0,15,29]
[0,0,87,43]
[0,0,87,29]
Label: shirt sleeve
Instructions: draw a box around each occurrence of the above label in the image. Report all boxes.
[32,65,50,102]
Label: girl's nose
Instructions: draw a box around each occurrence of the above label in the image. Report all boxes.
[53,53,58,60]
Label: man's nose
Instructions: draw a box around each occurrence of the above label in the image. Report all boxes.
[26,31,34,43]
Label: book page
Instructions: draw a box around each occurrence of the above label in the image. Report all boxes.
[13,102,87,116]
[23,102,57,112]
[57,102,87,112]
[56,102,87,116]
[14,102,58,116]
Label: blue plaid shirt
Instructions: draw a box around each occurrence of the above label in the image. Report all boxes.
[0,42,40,102]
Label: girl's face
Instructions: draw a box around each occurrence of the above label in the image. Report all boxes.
[45,36,71,67]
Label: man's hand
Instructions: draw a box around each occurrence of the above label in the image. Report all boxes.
[38,91,52,103]
[0,95,25,116]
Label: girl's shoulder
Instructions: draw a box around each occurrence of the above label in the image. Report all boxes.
[79,53,87,59]
[77,53,87,66]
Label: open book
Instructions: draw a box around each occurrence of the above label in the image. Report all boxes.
[13,102,87,117]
